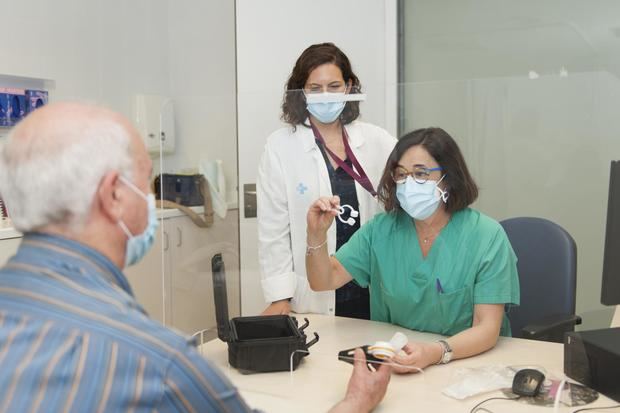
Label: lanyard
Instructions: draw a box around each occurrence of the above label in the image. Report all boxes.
[310,122,377,197]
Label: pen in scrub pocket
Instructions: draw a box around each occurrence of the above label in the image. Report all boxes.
[436,278,444,293]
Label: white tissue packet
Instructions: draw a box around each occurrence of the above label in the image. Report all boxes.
[442,365,516,400]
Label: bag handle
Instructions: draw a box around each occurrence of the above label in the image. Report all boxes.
[155,175,214,228]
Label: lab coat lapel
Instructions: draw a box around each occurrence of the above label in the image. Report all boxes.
[300,125,332,197]
[344,122,372,225]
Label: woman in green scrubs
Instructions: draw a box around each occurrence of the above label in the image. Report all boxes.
[305,127,519,372]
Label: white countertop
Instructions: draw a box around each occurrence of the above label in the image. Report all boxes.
[0,220,21,240]
[199,314,617,413]
[0,203,238,240]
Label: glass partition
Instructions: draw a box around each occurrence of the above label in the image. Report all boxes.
[0,0,241,337]
[400,0,620,329]
[151,1,241,336]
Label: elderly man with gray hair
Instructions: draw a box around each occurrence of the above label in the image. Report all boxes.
[0,102,390,413]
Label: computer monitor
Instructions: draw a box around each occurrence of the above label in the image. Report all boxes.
[601,160,620,305]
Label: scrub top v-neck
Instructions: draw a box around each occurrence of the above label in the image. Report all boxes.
[334,208,520,336]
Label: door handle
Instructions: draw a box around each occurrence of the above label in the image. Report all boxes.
[244,183,257,218]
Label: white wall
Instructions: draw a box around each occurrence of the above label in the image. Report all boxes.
[0,0,169,117]
[163,0,238,203]
[236,0,397,315]
[0,0,238,199]
[402,1,620,329]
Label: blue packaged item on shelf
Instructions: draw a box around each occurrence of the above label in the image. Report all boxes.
[0,93,8,126]
[0,88,27,126]
[26,89,48,114]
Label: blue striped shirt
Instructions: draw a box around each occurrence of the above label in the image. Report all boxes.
[0,233,256,413]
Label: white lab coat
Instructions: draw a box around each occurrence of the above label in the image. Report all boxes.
[257,120,397,315]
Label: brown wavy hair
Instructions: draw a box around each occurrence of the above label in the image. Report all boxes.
[377,127,479,213]
[281,43,362,129]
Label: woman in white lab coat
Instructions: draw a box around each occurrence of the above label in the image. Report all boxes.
[258,43,396,317]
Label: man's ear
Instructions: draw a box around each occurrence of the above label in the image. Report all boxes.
[98,171,123,222]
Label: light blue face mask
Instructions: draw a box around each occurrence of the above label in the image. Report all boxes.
[118,176,159,268]
[396,175,449,221]
[305,92,346,124]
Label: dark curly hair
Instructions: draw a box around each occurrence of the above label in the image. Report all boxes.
[377,127,479,214]
[281,43,362,129]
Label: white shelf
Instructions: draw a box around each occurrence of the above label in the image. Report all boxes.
[0,73,55,90]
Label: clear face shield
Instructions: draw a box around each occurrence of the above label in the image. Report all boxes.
[282,85,367,125]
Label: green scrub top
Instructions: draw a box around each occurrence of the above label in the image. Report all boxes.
[335,208,520,336]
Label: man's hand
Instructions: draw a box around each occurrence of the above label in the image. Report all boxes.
[261,299,291,315]
[329,348,391,413]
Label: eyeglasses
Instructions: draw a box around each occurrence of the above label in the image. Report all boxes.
[391,165,443,184]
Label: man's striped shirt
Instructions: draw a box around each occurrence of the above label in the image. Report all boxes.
[0,233,256,412]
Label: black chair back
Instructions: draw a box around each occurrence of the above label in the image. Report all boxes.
[500,217,579,341]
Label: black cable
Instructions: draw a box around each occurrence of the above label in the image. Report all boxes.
[469,396,521,413]
[573,405,620,413]
[468,393,620,413]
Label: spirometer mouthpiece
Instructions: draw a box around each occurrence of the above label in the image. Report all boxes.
[368,332,408,360]
[335,204,358,227]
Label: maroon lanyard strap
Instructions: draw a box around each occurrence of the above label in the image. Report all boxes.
[310,122,377,197]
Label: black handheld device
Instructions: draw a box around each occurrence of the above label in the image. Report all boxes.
[338,345,384,370]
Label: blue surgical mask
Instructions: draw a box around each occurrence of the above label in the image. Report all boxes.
[305,92,346,124]
[396,175,449,220]
[118,176,159,268]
